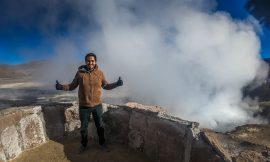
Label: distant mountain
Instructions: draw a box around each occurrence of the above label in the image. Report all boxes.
[0,60,48,83]
[0,65,26,79]
[14,60,48,70]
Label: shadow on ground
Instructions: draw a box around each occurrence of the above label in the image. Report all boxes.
[11,138,152,162]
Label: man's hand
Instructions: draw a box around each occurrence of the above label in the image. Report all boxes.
[55,80,63,90]
[117,77,123,86]
[103,77,123,90]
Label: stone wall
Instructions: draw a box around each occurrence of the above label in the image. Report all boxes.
[41,102,101,140]
[0,106,46,161]
[102,105,198,162]
[0,102,226,162]
[61,102,226,162]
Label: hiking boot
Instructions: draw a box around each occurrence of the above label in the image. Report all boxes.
[100,143,110,152]
[78,145,87,154]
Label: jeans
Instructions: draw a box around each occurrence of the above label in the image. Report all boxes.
[79,104,105,147]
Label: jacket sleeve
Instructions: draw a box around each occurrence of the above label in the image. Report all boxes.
[103,82,118,90]
[102,72,118,90]
[63,71,79,91]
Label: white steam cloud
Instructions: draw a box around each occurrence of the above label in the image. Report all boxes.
[84,0,268,130]
[14,0,268,130]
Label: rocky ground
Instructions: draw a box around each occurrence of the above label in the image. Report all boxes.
[11,138,151,162]
[201,124,270,162]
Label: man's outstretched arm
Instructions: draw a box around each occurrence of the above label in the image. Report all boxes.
[103,77,123,90]
[55,72,79,91]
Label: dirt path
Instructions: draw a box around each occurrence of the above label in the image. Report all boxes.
[11,138,152,162]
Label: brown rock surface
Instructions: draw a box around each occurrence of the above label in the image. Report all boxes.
[103,105,198,162]
[0,106,47,161]
[0,126,21,160]
[19,114,46,149]
[230,124,270,148]
[125,102,166,114]
[0,146,6,162]
[10,139,152,162]
[199,125,270,162]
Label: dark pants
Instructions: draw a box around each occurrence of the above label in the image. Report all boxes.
[79,104,105,147]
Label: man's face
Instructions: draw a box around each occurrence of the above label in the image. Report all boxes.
[85,56,96,70]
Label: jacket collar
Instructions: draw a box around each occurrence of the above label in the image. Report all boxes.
[78,64,98,73]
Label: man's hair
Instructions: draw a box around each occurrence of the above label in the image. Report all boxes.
[85,53,97,61]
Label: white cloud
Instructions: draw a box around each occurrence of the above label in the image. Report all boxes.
[84,0,268,130]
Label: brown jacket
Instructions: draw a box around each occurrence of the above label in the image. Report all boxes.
[63,65,108,107]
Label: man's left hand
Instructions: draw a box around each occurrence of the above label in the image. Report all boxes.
[117,77,123,86]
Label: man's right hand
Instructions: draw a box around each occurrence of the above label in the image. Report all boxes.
[55,80,63,90]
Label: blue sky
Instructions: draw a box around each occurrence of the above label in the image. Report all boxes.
[0,0,269,64]
[216,0,270,59]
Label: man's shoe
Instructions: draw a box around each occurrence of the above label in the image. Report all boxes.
[100,143,110,152]
[78,145,87,154]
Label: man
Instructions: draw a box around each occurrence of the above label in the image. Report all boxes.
[55,52,123,153]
